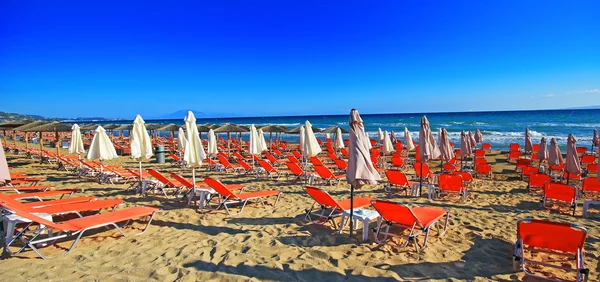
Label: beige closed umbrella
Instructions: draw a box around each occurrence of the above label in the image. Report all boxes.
[258,129,268,152]
[346,109,381,236]
[207,129,218,156]
[460,131,471,170]
[468,131,476,150]
[593,129,599,152]
[299,126,305,154]
[0,140,10,185]
[475,129,483,144]
[378,128,384,143]
[183,111,207,206]
[525,128,533,154]
[404,127,415,151]
[438,128,455,166]
[130,115,153,190]
[548,138,564,167]
[382,130,394,154]
[335,127,345,151]
[303,121,322,158]
[418,116,440,196]
[537,137,548,166]
[564,134,581,184]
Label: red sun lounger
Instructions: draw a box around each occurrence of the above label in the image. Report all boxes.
[203,177,281,215]
[304,186,372,229]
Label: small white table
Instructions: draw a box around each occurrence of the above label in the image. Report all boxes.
[583,200,600,217]
[338,208,381,241]
[187,188,217,209]
[3,212,53,249]
[410,183,436,199]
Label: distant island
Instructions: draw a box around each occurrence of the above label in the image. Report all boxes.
[0,111,124,123]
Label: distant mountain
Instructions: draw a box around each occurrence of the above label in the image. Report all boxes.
[0,111,55,122]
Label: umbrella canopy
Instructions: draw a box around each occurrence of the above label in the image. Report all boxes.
[322,126,349,134]
[468,131,476,149]
[80,124,99,131]
[13,121,47,132]
[130,115,153,161]
[460,131,472,157]
[537,137,548,162]
[196,125,211,132]
[258,129,268,152]
[0,119,35,130]
[0,140,10,184]
[260,125,288,132]
[145,124,163,131]
[565,134,581,175]
[177,127,187,151]
[214,123,248,133]
[347,109,381,187]
[404,127,415,151]
[183,111,206,167]
[299,126,306,153]
[548,138,564,166]
[158,124,181,132]
[102,124,120,130]
[114,124,133,131]
[68,124,85,155]
[202,123,219,130]
[248,125,262,156]
[276,125,289,132]
[418,116,441,162]
[335,127,345,150]
[594,129,599,147]
[207,129,218,156]
[302,121,322,158]
[24,122,72,133]
[390,130,397,144]
[382,130,395,154]
[378,128,384,141]
[525,128,533,152]
[86,126,118,161]
[438,128,455,162]
[475,129,483,143]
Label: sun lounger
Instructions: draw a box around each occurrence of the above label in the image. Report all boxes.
[384,169,416,194]
[257,160,288,180]
[7,189,80,201]
[304,186,372,228]
[435,174,467,201]
[513,218,589,281]
[204,177,281,215]
[528,173,551,193]
[371,199,449,251]
[542,182,578,215]
[146,168,186,198]
[313,165,345,186]
[0,194,123,218]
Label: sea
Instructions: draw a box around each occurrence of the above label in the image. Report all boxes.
[100,109,600,151]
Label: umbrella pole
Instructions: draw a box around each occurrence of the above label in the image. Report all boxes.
[228,132,231,158]
[349,183,354,238]
[192,167,197,208]
[567,172,570,185]
[419,163,423,197]
[269,132,272,153]
[56,131,61,158]
[139,161,143,195]
[39,132,44,163]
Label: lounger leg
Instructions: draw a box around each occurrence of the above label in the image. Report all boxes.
[273,193,282,207]
[138,211,159,235]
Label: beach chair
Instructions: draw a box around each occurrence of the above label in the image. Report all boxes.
[203,177,281,215]
[390,156,406,169]
[513,218,589,281]
[384,170,416,194]
[304,186,372,228]
[264,152,286,166]
[371,200,449,252]
[0,185,55,194]
[287,155,301,164]
[333,159,348,171]
[481,143,491,151]
[562,171,582,183]
[509,143,520,152]
[313,165,345,186]
[452,171,482,189]
[435,174,467,201]
[542,182,578,215]
[0,200,160,259]
[257,160,287,180]
[580,177,600,199]
[585,163,598,178]
[520,166,539,181]
[528,173,552,193]
[413,163,433,184]
[576,146,587,156]
[236,160,256,175]
[507,151,521,162]
[146,169,186,198]
[217,155,244,174]
[285,162,318,184]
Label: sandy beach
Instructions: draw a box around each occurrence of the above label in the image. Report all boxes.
[1,141,599,282]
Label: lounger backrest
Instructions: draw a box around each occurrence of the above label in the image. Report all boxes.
[413,163,430,178]
[544,182,576,202]
[265,153,277,163]
[386,170,408,186]
[273,149,284,156]
[237,160,252,170]
[582,177,600,192]
[580,154,596,164]
[292,151,302,159]
[371,200,421,228]
[334,159,347,170]
[576,147,587,154]
[516,159,531,168]
[204,177,237,198]
[529,173,551,188]
[517,218,586,254]
[340,148,348,156]
[391,157,405,167]
[0,200,70,231]
[218,155,231,168]
[310,157,323,166]
[258,160,276,172]
[438,174,463,192]
[587,163,598,174]
[287,155,300,164]
[508,151,521,159]
[286,162,304,176]
[146,169,175,186]
[233,152,245,160]
[482,143,491,150]
[327,153,339,161]
[305,186,339,209]
[474,149,486,157]
[169,153,181,161]
[169,173,194,188]
[453,171,474,182]
[313,165,334,179]
[509,143,520,151]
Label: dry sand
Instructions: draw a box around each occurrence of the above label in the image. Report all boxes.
[1,143,599,281]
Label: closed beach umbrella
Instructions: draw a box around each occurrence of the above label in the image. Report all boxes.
[207,129,218,156]
[565,134,581,184]
[303,121,322,158]
[537,137,548,163]
[177,127,187,151]
[460,131,471,169]
[346,109,381,236]
[548,138,564,167]
[248,124,261,157]
[258,129,268,152]
[418,116,440,196]
[468,131,476,149]
[593,129,599,151]
[130,114,153,188]
[299,126,305,153]
[68,124,85,156]
[382,130,394,154]
[0,140,10,185]
[86,126,118,166]
[378,128,384,142]
[365,132,372,149]
[335,127,344,151]
[525,128,533,153]
[390,130,397,144]
[183,111,206,204]
[475,129,483,144]
[438,128,455,162]
[404,127,415,151]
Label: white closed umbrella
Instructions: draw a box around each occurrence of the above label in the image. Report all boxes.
[177,127,186,151]
[404,127,415,151]
[258,128,268,152]
[382,130,395,154]
[183,111,206,205]
[130,114,153,189]
[303,120,322,158]
[378,127,384,142]
[207,129,218,156]
[335,127,345,151]
[68,124,85,156]
[365,132,372,149]
[0,140,9,185]
[299,126,305,153]
[86,126,118,171]
[249,124,262,156]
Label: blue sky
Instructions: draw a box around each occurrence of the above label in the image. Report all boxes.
[1,1,599,119]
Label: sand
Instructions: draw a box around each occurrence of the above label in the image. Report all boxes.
[1,143,599,281]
